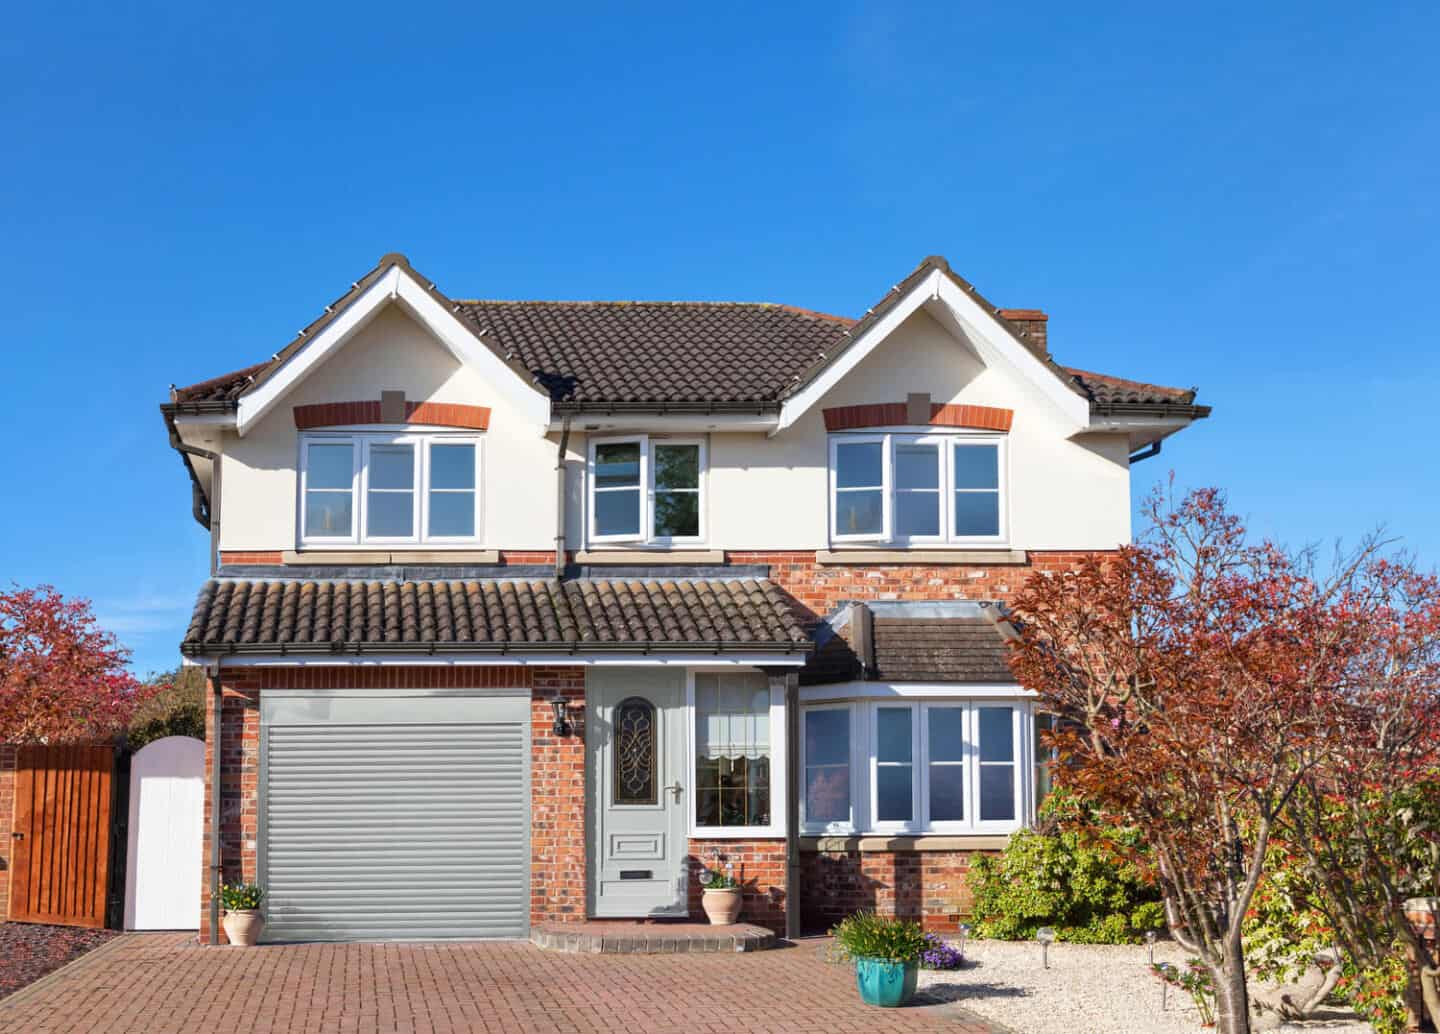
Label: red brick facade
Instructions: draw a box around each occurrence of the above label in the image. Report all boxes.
[0,744,14,919]
[530,668,587,924]
[688,838,787,935]
[799,847,998,934]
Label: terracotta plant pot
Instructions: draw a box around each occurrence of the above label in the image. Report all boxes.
[222,909,265,946]
[701,887,742,925]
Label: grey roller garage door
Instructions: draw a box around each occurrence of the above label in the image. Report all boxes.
[258,691,530,942]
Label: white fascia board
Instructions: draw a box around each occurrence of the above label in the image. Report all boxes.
[800,681,1035,702]
[209,652,807,668]
[173,413,238,429]
[932,275,1092,428]
[773,271,940,435]
[553,413,779,434]
[234,265,553,436]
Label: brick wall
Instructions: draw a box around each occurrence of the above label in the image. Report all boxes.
[198,664,587,942]
[530,667,587,925]
[728,550,1104,621]
[800,847,998,934]
[0,744,14,921]
[688,837,787,934]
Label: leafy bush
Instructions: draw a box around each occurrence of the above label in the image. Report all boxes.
[220,882,264,911]
[966,789,1164,944]
[831,912,927,964]
[127,667,205,750]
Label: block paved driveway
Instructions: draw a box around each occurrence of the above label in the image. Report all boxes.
[0,933,1004,1034]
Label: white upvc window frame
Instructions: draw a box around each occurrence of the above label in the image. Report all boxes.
[297,431,484,549]
[799,697,1032,836]
[587,435,707,547]
[829,435,891,543]
[827,431,1009,548]
[684,669,786,839]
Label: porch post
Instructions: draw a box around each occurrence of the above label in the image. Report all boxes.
[783,671,801,939]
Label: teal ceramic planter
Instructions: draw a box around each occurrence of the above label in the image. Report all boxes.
[854,956,919,1007]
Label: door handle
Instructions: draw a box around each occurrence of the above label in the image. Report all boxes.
[665,783,683,800]
[11,832,22,840]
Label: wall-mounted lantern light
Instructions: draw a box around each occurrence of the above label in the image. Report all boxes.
[551,697,573,738]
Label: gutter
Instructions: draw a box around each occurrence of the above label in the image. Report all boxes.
[181,639,810,657]
[554,415,571,578]
[162,406,222,576]
[551,400,779,416]
[1089,402,1212,420]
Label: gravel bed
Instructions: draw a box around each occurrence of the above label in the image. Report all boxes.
[916,939,1370,1034]
[0,923,120,1000]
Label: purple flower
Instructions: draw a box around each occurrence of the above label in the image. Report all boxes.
[919,932,965,970]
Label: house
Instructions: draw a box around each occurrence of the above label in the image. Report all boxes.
[162,253,1209,943]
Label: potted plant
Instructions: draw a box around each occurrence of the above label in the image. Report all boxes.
[220,882,265,946]
[698,855,742,925]
[832,912,927,1008]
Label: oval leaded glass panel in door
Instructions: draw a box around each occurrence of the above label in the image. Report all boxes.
[613,696,657,805]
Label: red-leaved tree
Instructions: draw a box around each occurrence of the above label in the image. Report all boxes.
[1006,489,1368,1034]
[0,585,151,743]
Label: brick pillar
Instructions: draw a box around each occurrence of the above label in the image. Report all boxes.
[199,672,261,944]
[530,667,587,925]
[0,744,15,920]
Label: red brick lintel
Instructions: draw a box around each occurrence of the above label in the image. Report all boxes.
[293,401,491,431]
[822,402,1013,433]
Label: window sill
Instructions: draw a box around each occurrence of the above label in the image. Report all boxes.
[799,834,1011,852]
[576,549,725,564]
[689,826,784,841]
[283,549,501,564]
[816,549,1027,565]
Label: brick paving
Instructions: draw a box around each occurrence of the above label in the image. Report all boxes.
[0,933,1003,1033]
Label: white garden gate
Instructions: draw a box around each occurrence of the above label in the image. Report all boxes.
[123,736,204,930]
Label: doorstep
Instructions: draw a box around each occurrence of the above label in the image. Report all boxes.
[531,920,777,954]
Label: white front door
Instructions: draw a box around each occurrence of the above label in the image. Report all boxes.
[589,669,687,917]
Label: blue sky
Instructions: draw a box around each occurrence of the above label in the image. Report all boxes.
[2,2,1436,676]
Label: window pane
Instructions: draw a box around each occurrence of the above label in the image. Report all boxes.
[654,491,699,537]
[835,442,882,488]
[806,710,849,766]
[805,766,850,823]
[430,444,475,490]
[877,708,912,763]
[894,443,939,490]
[595,488,640,536]
[979,708,1014,762]
[877,765,913,822]
[927,707,965,763]
[595,442,641,489]
[695,675,770,827]
[428,492,474,537]
[367,491,414,537]
[369,444,415,490]
[304,491,351,536]
[954,491,1000,537]
[307,444,352,489]
[654,443,699,490]
[835,490,883,535]
[953,444,999,489]
[980,766,1015,821]
[895,492,939,537]
[613,697,657,805]
[930,765,965,821]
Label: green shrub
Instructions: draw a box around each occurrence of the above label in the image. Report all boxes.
[220,882,264,911]
[966,789,1163,944]
[127,667,205,750]
[830,912,927,963]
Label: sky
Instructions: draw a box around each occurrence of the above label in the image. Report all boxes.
[2,2,1437,676]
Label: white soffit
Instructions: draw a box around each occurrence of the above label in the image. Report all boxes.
[234,264,553,436]
[775,269,1092,434]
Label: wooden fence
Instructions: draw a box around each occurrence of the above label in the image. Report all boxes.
[7,744,118,928]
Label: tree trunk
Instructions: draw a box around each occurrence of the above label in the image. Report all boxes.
[1212,959,1253,1034]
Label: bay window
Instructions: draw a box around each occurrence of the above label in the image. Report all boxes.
[829,433,1006,545]
[800,699,1031,834]
[693,672,781,833]
[298,433,481,547]
[589,436,706,545]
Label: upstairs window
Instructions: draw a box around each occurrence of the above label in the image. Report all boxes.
[829,433,1006,546]
[298,433,482,547]
[588,436,706,545]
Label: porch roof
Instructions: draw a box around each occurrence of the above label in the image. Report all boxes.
[180,577,810,658]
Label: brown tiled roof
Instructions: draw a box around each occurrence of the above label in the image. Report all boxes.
[180,578,809,656]
[168,253,1207,418]
[800,612,1015,685]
